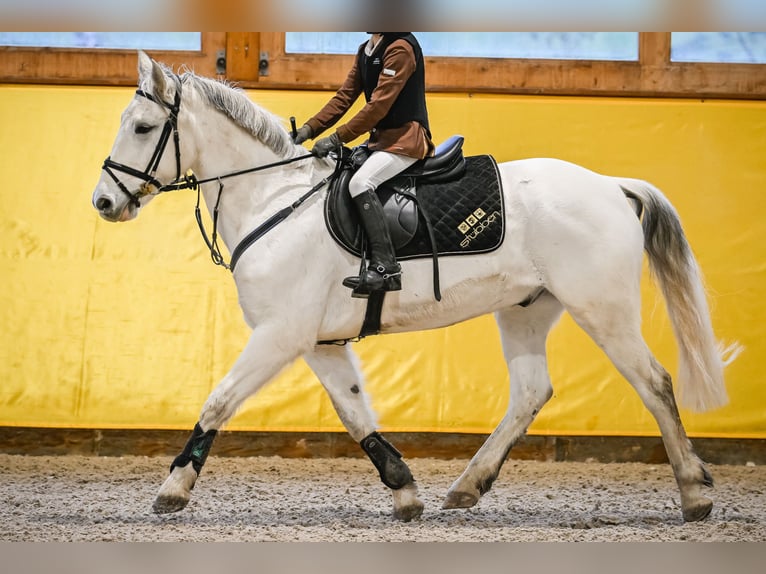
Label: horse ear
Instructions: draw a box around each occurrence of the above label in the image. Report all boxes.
[150,60,171,101]
[137,50,172,102]
[137,50,153,83]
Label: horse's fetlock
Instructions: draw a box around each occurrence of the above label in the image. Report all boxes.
[171,422,218,475]
[361,431,414,490]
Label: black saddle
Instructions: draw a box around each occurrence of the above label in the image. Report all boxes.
[325,134,504,258]
[325,135,468,254]
[320,135,505,341]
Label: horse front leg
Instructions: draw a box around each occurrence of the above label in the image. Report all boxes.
[153,324,304,514]
[303,344,424,522]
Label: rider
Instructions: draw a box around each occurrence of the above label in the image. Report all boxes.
[293,32,434,298]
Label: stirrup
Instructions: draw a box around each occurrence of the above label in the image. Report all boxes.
[343,265,401,298]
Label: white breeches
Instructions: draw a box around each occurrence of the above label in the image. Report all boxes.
[348,151,418,198]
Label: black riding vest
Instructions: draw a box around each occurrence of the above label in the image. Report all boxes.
[357,33,430,136]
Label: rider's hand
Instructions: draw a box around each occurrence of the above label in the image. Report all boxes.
[312,132,342,157]
[292,124,313,145]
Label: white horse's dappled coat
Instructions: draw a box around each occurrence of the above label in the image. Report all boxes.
[92,52,740,523]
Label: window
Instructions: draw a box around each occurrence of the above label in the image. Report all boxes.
[671,32,766,64]
[0,32,225,85]
[286,32,639,61]
[0,32,201,51]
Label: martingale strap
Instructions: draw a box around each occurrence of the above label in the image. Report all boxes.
[224,162,342,272]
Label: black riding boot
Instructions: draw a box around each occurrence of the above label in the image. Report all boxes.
[342,190,402,298]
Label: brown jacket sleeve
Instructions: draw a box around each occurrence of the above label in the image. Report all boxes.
[305,55,363,139]
[306,40,416,144]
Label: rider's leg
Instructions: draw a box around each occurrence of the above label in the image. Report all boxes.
[343,151,417,298]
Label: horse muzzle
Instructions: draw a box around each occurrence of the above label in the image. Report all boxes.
[92,184,139,222]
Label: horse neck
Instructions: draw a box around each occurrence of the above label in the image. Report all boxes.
[185,105,330,249]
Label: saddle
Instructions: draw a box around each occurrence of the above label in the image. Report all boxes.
[319,135,504,344]
[325,135,465,252]
[325,135,505,296]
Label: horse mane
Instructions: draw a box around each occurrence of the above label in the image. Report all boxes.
[152,67,300,159]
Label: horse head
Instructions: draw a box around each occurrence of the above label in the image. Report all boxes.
[92,50,309,225]
[92,50,187,222]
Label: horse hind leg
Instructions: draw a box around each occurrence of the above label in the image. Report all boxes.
[303,344,424,522]
[444,292,562,510]
[566,298,715,522]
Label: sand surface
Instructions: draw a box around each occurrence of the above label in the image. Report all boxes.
[1,454,764,541]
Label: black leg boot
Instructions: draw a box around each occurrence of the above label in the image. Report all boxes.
[342,190,402,298]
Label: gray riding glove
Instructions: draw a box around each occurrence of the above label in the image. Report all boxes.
[292,124,313,145]
[312,132,342,157]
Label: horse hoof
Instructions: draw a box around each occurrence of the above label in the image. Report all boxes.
[442,490,479,510]
[394,501,424,522]
[682,499,713,522]
[152,495,189,514]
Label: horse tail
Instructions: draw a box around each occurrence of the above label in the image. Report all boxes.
[615,177,742,412]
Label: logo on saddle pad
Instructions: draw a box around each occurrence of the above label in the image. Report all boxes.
[458,208,501,248]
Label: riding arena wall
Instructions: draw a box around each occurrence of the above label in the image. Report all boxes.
[0,84,764,459]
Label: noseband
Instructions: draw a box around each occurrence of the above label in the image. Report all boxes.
[101,85,183,208]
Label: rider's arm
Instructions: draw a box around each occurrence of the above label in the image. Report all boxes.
[334,40,416,144]
[305,55,364,138]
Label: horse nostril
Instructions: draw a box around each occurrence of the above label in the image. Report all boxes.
[96,196,113,211]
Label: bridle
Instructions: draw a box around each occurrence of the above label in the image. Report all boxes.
[99,78,336,272]
[102,86,183,208]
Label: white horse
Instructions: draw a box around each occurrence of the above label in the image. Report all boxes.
[92,51,739,523]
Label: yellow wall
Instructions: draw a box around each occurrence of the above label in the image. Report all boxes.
[0,84,764,438]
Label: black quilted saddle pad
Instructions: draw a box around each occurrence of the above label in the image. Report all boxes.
[325,154,505,260]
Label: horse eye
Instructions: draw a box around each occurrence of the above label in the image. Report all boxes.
[135,124,155,135]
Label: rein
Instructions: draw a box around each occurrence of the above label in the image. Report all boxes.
[100,81,331,273]
[193,159,340,272]
[163,151,315,192]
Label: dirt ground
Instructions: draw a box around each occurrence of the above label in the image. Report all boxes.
[1,453,764,542]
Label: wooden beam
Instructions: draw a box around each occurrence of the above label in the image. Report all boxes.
[225,32,261,83]
[248,32,766,100]
[0,33,763,99]
[1,427,764,465]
